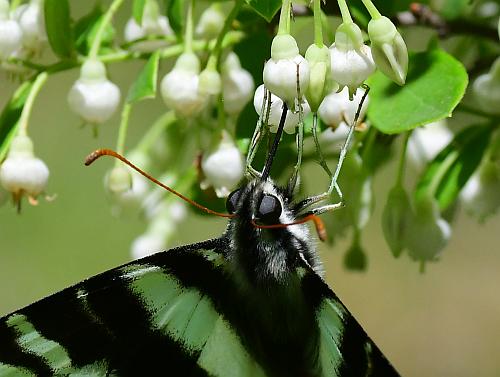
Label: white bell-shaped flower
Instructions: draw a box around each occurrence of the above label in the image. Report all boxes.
[318,86,369,128]
[304,44,333,112]
[472,57,500,115]
[407,120,453,170]
[16,0,46,52]
[263,34,310,108]
[201,131,244,198]
[124,0,172,52]
[461,161,500,221]
[0,134,49,206]
[105,165,132,194]
[160,52,207,117]
[198,66,222,96]
[221,52,254,115]
[0,0,22,60]
[253,84,310,134]
[330,22,375,98]
[67,59,121,124]
[195,4,225,39]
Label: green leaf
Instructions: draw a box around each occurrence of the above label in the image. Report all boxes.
[133,0,147,25]
[245,0,281,22]
[415,125,492,211]
[44,0,74,58]
[127,52,160,103]
[73,5,115,55]
[368,49,468,135]
[0,82,34,161]
[164,0,185,37]
[436,0,470,20]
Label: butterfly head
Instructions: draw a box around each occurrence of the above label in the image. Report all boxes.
[224,178,322,286]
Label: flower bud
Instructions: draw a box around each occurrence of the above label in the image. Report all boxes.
[201,131,244,198]
[368,16,408,85]
[195,4,225,39]
[304,44,333,112]
[461,160,500,221]
[0,1,22,60]
[472,57,500,115]
[160,52,207,117]
[382,185,411,257]
[263,34,310,108]
[221,52,254,115]
[253,84,310,134]
[198,66,222,96]
[330,22,375,98]
[343,237,367,271]
[0,134,49,205]
[67,59,121,124]
[406,195,451,262]
[105,165,132,194]
[318,86,369,128]
[124,0,172,52]
[17,0,46,52]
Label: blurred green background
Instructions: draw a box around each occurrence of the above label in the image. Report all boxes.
[1,2,500,377]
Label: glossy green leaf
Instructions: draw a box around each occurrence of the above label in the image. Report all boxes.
[73,6,115,55]
[245,0,281,22]
[368,49,468,134]
[127,52,160,103]
[415,125,492,211]
[164,0,185,37]
[44,0,74,58]
[0,82,33,161]
[133,0,147,25]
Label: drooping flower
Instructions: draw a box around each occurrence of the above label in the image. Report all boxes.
[472,57,500,115]
[195,3,225,40]
[67,59,121,125]
[0,0,22,60]
[304,44,333,112]
[16,0,46,52]
[221,52,254,115]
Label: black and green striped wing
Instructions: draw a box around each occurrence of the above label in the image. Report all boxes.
[0,238,398,376]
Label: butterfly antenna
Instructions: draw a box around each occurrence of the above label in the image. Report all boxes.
[85,149,235,218]
[261,102,288,181]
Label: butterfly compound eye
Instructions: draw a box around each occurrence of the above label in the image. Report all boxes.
[226,189,242,214]
[256,194,282,224]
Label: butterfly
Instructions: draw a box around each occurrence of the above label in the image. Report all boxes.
[0,103,399,376]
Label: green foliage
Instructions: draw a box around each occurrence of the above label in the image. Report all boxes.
[73,5,115,55]
[244,0,281,22]
[44,0,74,59]
[164,0,185,37]
[133,0,147,25]
[127,52,160,103]
[368,48,468,134]
[415,125,493,211]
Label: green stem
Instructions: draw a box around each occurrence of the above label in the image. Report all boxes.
[337,0,353,24]
[18,72,48,135]
[184,0,194,52]
[428,150,459,197]
[360,0,382,19]
[89,0,124,59]
[116,103,132,156]
[137,111,176,153]
[278,0,292,35]
[396,131,411,187]
[313,0,324,47]
[209,0,243,66]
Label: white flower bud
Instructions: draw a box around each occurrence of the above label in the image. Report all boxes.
[201,131,244,198]
[461,161,500,221]
[406,196,451,262]
[105,165,132,194]
[253,84,310,134]
[318,86,369,129]
[160,52,207,117]
[195,4,225,39]
[198,67,222,96]
[330,22,375,98]
[0,134,49,201]
[222,52,254,115]
[124,1,172,53]
[407,120,452,169]
[472,57,500,115]
[0,1,22,60]
[368,16,408,85]
[263,34,310,108]
[304,44,333,112]
[17,0,46,52]
[67,59,121,124]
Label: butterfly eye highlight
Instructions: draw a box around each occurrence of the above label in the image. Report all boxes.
[226,189,242,214]
[256,194,282,224]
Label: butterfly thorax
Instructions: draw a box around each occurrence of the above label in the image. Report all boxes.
[221,179,324,376]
